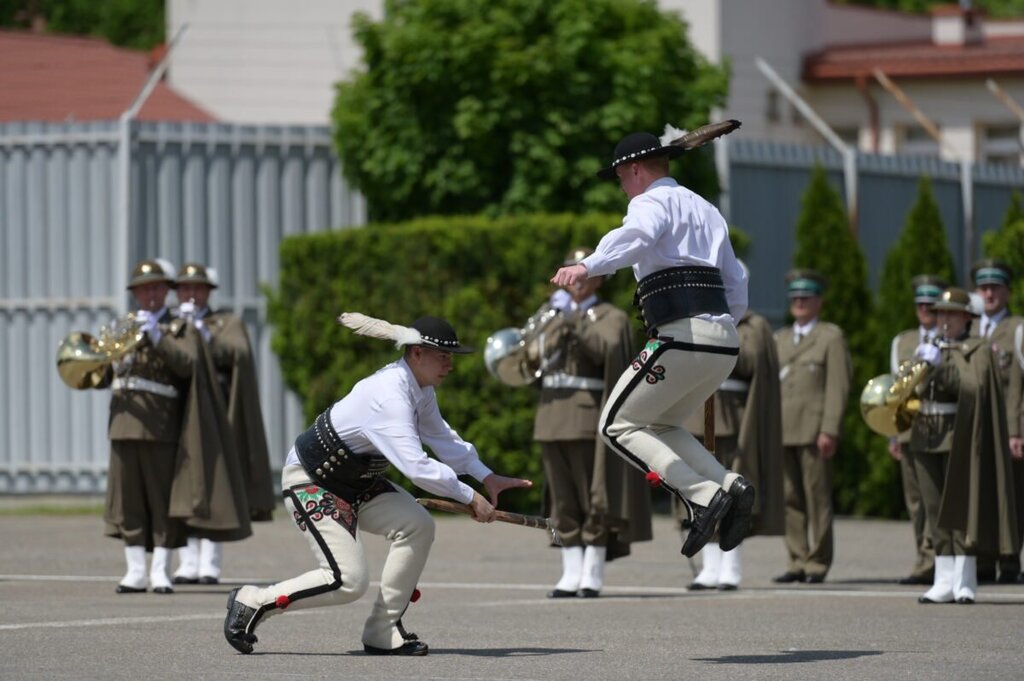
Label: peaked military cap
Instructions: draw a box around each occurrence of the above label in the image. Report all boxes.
[932,287,975,314]
[127,258,176,289]
[911,274,947,304]
[785,269,826,298]
[970,258,1013,287]
[596,132,685,180]
[176,262,219,288]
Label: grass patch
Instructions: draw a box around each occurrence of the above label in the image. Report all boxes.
[0,503,104,517]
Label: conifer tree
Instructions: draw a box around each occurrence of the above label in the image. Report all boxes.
[983,191,1024,313]
[791,166,892,515]
[876,176,957,350]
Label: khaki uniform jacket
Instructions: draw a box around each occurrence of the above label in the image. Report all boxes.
[104,310,192,443]
[776,322,852,447]
[924,337,1020,555]
[972,314,1024,439]
[204,310,276,521]
[533,301,653,558]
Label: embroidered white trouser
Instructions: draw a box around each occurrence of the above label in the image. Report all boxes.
[600,317,740,507]
[240,464,435,650]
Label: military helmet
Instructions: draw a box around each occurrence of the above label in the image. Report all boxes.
[127,258,176,289]
[176,262,219,289]
[932,287,975,315]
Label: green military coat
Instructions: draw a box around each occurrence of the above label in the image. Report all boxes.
[775,322,851,446]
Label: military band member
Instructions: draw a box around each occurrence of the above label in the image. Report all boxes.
[887,275,946,585]
[912,287,1019,603]
[224,315,532,656]
[172,263,276,586]
[774,270,851,584]
[682,303,784,590]
[99,259,192,594]
[551,131,754,559]
[536,247,652,599]
[971,259,1024,583]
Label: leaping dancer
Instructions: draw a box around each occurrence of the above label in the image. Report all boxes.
[223,313,532,656]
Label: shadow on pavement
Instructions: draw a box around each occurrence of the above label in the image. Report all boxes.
[693,650,884,664]
[253,647,596,657]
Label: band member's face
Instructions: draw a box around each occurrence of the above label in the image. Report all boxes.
[789,294,821,324]
[938,310,970,338]
[915,303,937,328]
[977,283,1009,315]
[408,346,454,388]
[131,282,171,312]
[177,283,213,309]
[566,275,603,304]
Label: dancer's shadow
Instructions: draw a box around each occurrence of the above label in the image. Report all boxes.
[257,647,596,658]
[694,650,883,665]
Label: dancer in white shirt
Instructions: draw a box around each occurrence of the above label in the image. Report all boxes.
[224,315,532,656]
[551,131,753,559]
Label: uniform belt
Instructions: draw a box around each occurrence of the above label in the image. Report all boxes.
[920,401,957,416]
[719,378,750,392]
[541,373,603,391]
[111,376,179,398]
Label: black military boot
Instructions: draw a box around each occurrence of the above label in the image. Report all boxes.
[224,587,263,654]
[680,489,734,558]
[718,478,756,552]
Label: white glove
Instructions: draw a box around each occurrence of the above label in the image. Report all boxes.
[914,343,941,367]
[178,301,197,321]
[193,317,213,343]
[549,288,573,313]
[137,310,162,344]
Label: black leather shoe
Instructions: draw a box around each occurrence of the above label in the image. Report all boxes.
[956,596,975,604]
[224,587,261,654]
[996,571,1019,584]
[547,588,578,598]
[898,574,932,585]
[687,582,715,591]
[772,570,805,584]
[680,490,734,558]
[115,584,146,594]
[364,640,429,656]
[578,588,600,598]
[172,576,199,585]
[199,576,220,585]
[153,586,174,594]
[804,573,826,584]
[718,478,755,552]
[717,583,738,591]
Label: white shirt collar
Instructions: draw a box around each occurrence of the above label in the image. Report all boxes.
[981,308,1008,329]
[571,295,599,314]
[398,356,425,402]
[794,318,818,336]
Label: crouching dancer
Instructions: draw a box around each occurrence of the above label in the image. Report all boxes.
[551,131,754,558]
[224,314,532,656]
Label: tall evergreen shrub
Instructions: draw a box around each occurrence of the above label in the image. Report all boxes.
[983,192,1024,314]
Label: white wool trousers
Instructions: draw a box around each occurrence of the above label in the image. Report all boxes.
[600,317,740,507]
[245,464,434,650]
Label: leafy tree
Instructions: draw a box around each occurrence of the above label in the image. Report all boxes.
[0,0,165,50]
[332,0,728,221]
[834,0,1024,18]
[983,191,1024,313]
[876,176,958,349]
[791,166,895,516]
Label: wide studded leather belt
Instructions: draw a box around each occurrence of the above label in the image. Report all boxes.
[634,266,730,333]
[294,409,390,499]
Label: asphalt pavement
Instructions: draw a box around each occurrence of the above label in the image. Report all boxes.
[1,506,1021,680]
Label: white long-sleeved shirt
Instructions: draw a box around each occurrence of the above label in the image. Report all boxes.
[580,177,748,323]
[284,358,492,503]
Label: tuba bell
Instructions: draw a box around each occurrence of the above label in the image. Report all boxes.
[484,306,564,387]
[860,358,933,437]
[56,313,147,390]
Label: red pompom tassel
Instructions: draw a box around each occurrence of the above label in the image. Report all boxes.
[276,595,291,609]
[410,588,421,603]
[645,471,662,488]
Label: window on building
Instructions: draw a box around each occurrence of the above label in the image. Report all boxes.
[898,125,941,159]
[979,123,1023,167]
[765,89,780,124]
[832,127,860,149]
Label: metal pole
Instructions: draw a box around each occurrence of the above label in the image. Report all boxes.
[114,24,190,306]
[755,57,858,234]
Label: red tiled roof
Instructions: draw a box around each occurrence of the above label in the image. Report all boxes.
[0,30,215,123]
[804,36,1024,81]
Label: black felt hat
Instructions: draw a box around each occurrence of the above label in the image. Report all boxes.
[411,316,474,354]
[596,132,685,180]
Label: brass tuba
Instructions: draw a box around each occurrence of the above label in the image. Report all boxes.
[56,313,147,389]
[860,358,932,437]
[484,306,564,387]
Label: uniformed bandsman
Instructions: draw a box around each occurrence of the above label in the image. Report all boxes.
[912,287,1019,603]
[536,247,652,599]
[971,259,1024,583]
[773,270,852,584]
[887,274,946,585]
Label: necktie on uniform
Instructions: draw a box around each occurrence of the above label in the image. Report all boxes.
[794,330,803,345]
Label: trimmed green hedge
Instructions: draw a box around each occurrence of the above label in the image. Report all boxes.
[267,213,642,512]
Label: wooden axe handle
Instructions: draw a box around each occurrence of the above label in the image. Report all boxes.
[416,498,553,531]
